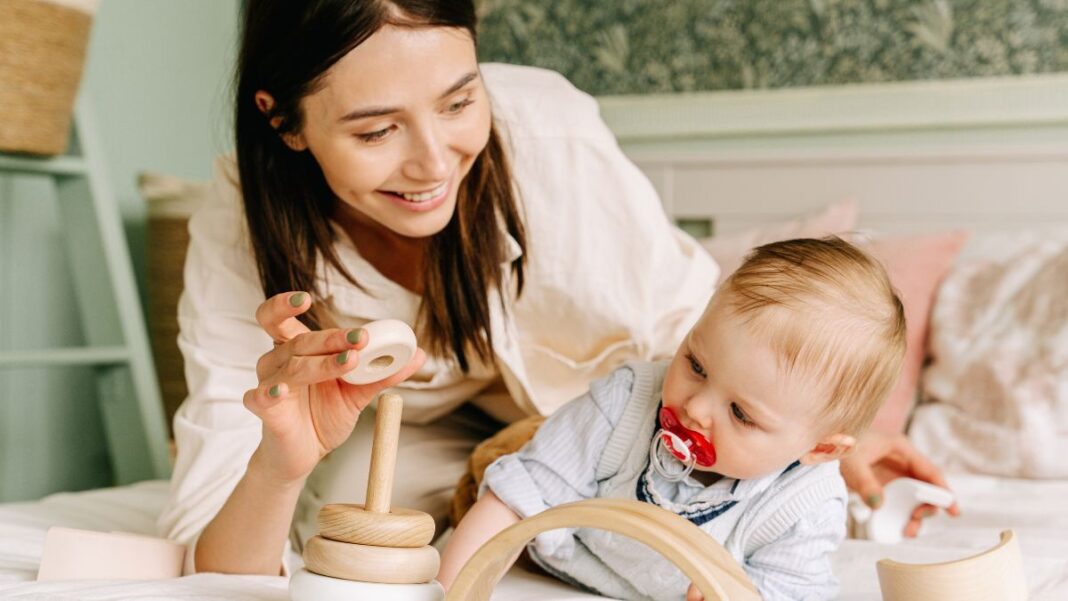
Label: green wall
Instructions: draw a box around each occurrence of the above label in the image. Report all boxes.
[83,0,240,287]
[0,1,239,502]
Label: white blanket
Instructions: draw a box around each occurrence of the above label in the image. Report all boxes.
[1,476,1066,600]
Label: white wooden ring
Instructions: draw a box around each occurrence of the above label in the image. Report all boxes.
[303,536,439,584]
[341,319,417,385]
[318,504,435,548]
[290,568,444,601]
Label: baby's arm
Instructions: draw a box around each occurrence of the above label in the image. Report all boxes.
[437,489,521,590]
[742,497,847,601]
[439,366,638,589]
[685,495,847,601]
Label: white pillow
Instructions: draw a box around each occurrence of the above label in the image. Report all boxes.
[697,200,859,284]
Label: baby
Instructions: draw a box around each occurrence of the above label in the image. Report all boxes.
[438,237,907,601]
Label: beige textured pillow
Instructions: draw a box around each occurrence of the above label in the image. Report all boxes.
[698,200,859,284]
[910,228,1068,479]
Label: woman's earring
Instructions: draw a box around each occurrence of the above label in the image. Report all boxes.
[650,429,695,482]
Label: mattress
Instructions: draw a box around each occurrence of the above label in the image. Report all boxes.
[1,475,1065,599]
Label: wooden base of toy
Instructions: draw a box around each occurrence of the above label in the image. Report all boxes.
[293,392,443,600]
[290,568,444,601]
[443,497,761,601]
[318,503,434,547]
[877,530,1028,601]
[304,535,439,584]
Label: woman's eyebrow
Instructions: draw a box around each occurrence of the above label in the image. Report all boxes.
[337,71,480,123]
[337,105,399,123]
[440,71,479,98]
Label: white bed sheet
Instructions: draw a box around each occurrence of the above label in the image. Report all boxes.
[0,475,1065,600]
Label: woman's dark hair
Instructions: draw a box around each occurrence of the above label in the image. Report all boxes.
[235,0,526,372]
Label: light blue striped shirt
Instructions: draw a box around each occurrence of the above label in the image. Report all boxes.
[481,362,848,601]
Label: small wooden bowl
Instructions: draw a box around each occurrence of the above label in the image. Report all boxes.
[877,530,1028,601]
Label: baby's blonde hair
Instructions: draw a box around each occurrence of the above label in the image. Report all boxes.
[720,236,906,436]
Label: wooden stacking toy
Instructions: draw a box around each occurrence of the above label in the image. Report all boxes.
[877,530,1028,601]
[341,319,417,385]
[289,392,445,601]
[442,497,762,601]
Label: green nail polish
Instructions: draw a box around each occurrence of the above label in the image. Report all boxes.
[336,350,349,365]
[269,385,280,397]
[289,292,306,307]
[346,329,365,345]
[867,494,882,508]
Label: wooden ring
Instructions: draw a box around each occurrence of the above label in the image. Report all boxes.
[443,498,760,601]
[303,536,439,584]
[340,320,416,384]
[317,504,435,548]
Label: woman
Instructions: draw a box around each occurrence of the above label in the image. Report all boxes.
[160,0,956,577]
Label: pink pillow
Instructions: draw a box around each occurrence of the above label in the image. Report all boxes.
[864,231,970,434]
[699,200,859,284]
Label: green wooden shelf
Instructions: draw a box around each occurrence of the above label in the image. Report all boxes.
[0,154,87,178]
[0,99,170,485]
[0,346,130,367]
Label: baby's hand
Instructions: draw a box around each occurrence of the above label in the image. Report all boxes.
[686,583,705,601]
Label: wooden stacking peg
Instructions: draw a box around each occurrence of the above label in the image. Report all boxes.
[316,392,435,548]
[366,392,403,513]
[302,392,443,592]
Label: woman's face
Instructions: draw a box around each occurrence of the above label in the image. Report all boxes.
[276,25,491,239]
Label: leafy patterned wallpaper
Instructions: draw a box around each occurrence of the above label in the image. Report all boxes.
[475,0,1068,95]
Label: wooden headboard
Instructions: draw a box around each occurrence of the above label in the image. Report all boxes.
[598,74,1068,237]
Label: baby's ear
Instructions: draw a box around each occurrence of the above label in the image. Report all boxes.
[800,433,856,465]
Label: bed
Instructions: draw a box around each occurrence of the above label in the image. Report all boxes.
[1,475,1066,599]
[4,72,1068,599]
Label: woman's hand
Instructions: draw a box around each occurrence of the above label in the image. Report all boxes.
[243,291,426,486]
[686,583,704,601]
[840,430,961,537]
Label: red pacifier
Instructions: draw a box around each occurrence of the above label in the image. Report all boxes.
[657,406,717,467]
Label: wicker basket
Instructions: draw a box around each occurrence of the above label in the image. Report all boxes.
[140,172,211,434]
[0,0,97,156]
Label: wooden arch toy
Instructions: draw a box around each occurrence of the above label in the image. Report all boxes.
[876,530,1028,601]
[444,497,762,601]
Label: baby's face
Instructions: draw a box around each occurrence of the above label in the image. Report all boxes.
[661,296,833,480]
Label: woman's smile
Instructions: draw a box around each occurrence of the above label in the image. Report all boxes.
[376,171,454,213]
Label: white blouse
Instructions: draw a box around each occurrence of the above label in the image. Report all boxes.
[157,63,719,572]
